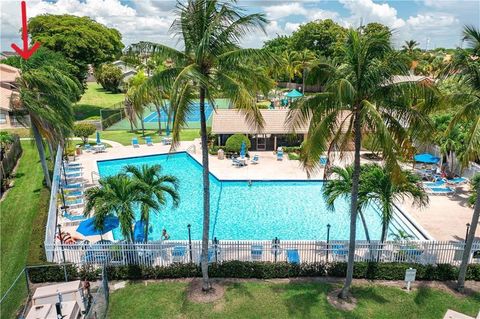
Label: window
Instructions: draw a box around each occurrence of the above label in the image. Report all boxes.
[0,112,6,124]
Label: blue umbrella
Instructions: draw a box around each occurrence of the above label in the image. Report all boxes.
[134,220,147,242]
[76,216,119,236]
[96,131,101,145]
[285,89,303,98]
[414,153,440,164]
[240,141,246,158]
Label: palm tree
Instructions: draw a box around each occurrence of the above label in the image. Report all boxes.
[123,164,180,243]
[128,0,273,291]
[402,40,419,55]
[14,66,80,188]
[295,49,317,94]
[288,29,435,299]
[282,50,301,82]
[322,166,371,242]
[84,174,159,242]
[360,164,428,243]
[450,25,480,292]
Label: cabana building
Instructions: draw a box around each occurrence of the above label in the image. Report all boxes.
[211,109,309,151]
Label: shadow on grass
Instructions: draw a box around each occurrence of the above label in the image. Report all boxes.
[278,283,330,318]
[74,104,103,121]
[351,286,389,305]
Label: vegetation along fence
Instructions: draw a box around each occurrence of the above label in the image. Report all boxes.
[45,239,480,267]
[0,134,22,193]
[100,101,125,130]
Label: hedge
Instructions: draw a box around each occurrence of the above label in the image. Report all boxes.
[27,262,480,283]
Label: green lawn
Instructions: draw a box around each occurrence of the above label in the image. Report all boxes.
[90,129,200,146]
[107,281,480,319]
[74,82,124,120]
[0,143,49,318]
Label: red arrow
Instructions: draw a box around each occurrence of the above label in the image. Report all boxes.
[11,1,40,60]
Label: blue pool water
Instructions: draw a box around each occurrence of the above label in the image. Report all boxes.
[97,153,416,241]
[143,102,213,123]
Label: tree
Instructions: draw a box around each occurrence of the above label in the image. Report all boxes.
[28,14,124,85]
[451,25,480,292]
[361,164,428,243]
[129,0,273,292]
[84,174,158,242]
[463,25,480,55]
[123,164,180,243]
[262,35,291,55]
[73,122,96,145]
[95,63,123,93]
[288,28,434,299]
[361,23,391,41]
[295,49,317,94]
[14,66,81,188]
[290,19,346,58]
[402,40,420,55]
[322,166,372,242]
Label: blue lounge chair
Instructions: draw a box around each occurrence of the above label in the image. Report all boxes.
[65,198,85,207]
[251,245,263,260]
[286,249,300,264]
[251,154,259,164]
[332,244,348,260]
[172,246,186,262]
[64,161,82,168]
[277,148,284,161]
[320,156,328,166]
[84,144,93,152]
[132,137,140,148]
[146,136,153,146]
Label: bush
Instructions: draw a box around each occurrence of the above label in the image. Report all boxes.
[95,63,123,92]
[225,134,251,153]
[209,145,222,155]
[73,122,97,144]
[288,152,300,160]
[26,262,480,283]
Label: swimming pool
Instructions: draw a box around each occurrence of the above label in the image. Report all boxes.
[143,102,213,123]
[97,153,422,241]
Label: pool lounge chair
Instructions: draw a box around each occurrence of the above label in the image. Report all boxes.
[426,186,455,196]
[320,156,328,166]
[232,157,244,167]
[172,246,187,262]
[286,249,300,264]
[445,177,468,185]
[132,138,140,148]
[146,136,154,146]
[84,144,93,152]
[65,198,85,207]
[250,154,259,164]
[251,245,263,260]
[331,244,348,260]
[62,182,83,189]
[162,137,172,145]
[277,147,284,161]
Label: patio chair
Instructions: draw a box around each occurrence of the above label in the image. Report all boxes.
[251,154,259,164]
[146,136,154,146]
[331,244,348,260]
[286,249,300,264]
[65,198,85,207]
[162,137,172,145]
[232,157,243,167]
[251,245,263,260]
[172,246,187,262]
[84,144,93,152]
[277,147,284,161]
[132,137,140,148]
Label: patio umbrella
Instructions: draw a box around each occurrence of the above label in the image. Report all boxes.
[240,141,246,159]
[96,131,101,145]
[414,153,440,164]
[285,89,303,98]
[133,220,147,242]
[76,216,119,237]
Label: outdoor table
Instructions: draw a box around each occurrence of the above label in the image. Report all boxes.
[93,145,105,153]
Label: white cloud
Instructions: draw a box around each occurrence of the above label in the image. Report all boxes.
[407,14,458,28]
[339,0,405,28]
[263,3,307,20]
[285,22,300,34]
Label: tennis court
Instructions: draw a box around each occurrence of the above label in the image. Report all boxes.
[143,102,213,123]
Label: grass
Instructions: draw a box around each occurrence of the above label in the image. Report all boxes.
[74,82,124,120]
[90,129,201,146]
[0,142,49,318]
[2,128,31,138]
[107,281,480,319]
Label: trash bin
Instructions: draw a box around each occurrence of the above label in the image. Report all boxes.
[76,145,82,155]
[218,149,225,160]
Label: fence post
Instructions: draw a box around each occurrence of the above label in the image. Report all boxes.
[24,267,30,297]
[187,224,193,263]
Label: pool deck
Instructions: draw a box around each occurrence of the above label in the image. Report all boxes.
[65,138,479,242]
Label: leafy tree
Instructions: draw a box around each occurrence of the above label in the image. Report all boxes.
[262,35,291,55]
[288,28,435,298]
[225,134,251,153]
[295,49,317,94]
[28,14,124,83]
[281,51,301,82]
[95,63,123,93]
[290,19,346,58]
[449,25,480,292]
[129,0,273,292]
[84,174,158,242]
[361,23,391,41]
[123,164,180,243]
[402,40,420,55]
[73,122,97,145]
[468,173,480,207]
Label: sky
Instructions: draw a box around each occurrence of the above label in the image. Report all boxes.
[1,0,479,52]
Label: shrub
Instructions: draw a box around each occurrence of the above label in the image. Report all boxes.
[95,63,123,92]
[25,262,480,283]
[288,152,300,160]
[73,122,97,144]
[225,134,251,153]
[209,145,222,155]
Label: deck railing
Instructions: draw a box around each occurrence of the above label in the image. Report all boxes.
[45,239,480,267]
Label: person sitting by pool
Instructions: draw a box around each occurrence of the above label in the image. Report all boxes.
[161,228,170,240]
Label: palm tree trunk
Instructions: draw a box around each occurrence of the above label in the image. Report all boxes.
[140,112,145,137]
[144,215,149,244]
[32,123,52,189]
[359,211,371,242]
[302,69,306,95]
[48,141,55,161]
[339,111,361,299]
[199,87,212,292]
[457,186,480,292]
[155,105,162,136]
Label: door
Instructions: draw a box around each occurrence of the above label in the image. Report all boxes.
[256,134,266,151]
